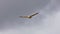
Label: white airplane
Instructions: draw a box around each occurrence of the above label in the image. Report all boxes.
[19,13,39,19]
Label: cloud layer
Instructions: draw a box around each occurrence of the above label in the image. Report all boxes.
[0,0,60,34]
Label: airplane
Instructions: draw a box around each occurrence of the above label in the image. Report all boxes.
[19,13,39,19]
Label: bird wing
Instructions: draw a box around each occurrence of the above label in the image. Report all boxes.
[30,13,38,17]
[19,16,30,18]
[19,13,39,19]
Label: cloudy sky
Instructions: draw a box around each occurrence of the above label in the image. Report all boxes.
[0,0,60,34]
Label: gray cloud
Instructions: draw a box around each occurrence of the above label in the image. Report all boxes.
[0,0,60,34]
[0,0,50,28]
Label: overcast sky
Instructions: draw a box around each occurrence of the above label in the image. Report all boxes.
[0,0,60,34]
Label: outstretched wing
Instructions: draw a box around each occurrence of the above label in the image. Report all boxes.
[19,16,30,18]
[19,13,39,19]
[30,13,38,17]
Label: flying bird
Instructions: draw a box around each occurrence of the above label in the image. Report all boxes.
[19,13,39,19]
